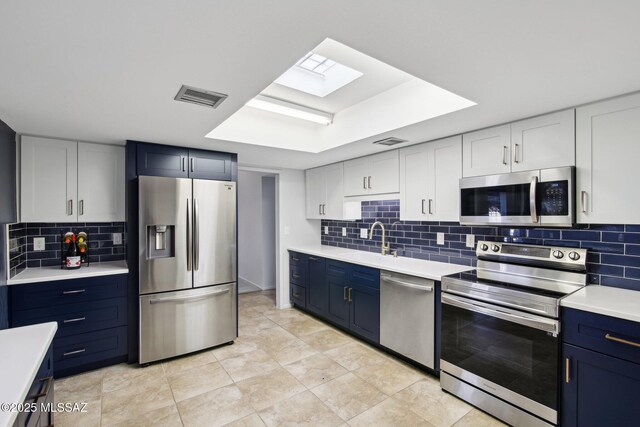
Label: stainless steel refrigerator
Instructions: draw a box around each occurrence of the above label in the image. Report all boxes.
[138,175,237,364]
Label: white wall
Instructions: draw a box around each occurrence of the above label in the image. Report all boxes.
[261,176,276,289]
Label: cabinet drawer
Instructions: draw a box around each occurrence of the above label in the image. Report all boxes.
[53,326,127,377]
[10,274,127,311]
[289,252,307,267]
[326,259,349,279]
[12,297,127,338]
[563,308,640,364]
[349,264,380,290]
[290,284,306,308]
[289,266,306,287]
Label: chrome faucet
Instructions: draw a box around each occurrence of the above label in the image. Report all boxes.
[369,221,390,256]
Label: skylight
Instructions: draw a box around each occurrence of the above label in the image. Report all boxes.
[274,51,363,98]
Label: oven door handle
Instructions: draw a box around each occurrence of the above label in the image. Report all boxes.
[442,293,559,334]
[530,175,538,223]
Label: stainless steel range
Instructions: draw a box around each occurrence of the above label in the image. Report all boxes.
[440,240,587,427]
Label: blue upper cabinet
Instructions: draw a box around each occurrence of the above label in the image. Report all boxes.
[188,149,233,181]
[136,142,189,178]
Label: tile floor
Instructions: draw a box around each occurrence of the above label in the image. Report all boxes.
[53,290,506,427]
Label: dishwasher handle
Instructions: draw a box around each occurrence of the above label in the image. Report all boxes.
[381,276,433,292]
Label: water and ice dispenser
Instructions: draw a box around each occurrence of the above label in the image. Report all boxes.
[147,225,175,258]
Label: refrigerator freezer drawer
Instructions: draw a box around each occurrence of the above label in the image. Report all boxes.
[139,283,237,364]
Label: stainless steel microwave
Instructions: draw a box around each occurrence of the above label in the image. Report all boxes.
[459,166,575,227]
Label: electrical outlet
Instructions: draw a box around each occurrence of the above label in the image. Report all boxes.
[33,237,45,251]
[112,233,123,245]
[324,226,329,235]
[437,232,445,245]
[342,227,347,237]
[360,228,368,238]
[466,234,475,248]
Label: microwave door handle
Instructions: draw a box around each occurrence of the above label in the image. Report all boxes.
[530,176,538,223]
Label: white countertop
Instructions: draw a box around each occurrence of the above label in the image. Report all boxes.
[7,260,129,285]
[288,245,473,281]
[561,285,640,323]
[0,322,57,427]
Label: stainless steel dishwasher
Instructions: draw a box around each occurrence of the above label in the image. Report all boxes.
[380,270,435,369]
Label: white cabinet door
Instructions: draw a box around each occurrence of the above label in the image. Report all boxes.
[399,145,429,221]
[511,109,575,172]
[77,143,125,222]
[305,167,324,219]
[428,136,462,221]
[20,136,77,222]
[462,125,511,177]
[343,157,370,196]
[323,163,344,219]
[368,150,400,195]
[576,93,640,224]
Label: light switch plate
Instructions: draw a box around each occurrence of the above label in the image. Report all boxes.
[360,228,368,238]
[466,234,475,248]
[437,232,445,245]
[342,227,347,237]
[33,237,45,251]
[112,233,123,245]
[324,226,329,235]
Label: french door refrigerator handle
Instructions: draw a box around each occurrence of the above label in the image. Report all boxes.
[194,197,200,271]
[186,198,192,271]
[530,176,538,223]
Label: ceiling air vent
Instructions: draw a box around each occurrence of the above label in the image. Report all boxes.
[373,137,408,146]
[174,85,228,109]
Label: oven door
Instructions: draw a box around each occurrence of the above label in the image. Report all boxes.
[441,293,559,424]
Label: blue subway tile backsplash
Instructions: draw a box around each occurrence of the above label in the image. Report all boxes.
[320,199,640,291]
[8,222,126,278]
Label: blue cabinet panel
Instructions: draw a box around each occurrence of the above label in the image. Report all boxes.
[188,149,233,180]
[326,276,350,328]
[290,283,306,309]
[349,264,379,290]
[136,142,189,178]
[562,343,640,427]
[306,256,327,316]
[349,281,380,343]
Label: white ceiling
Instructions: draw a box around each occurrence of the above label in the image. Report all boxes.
[1,1,639,169]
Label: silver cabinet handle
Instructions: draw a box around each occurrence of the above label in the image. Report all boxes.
[363,177,367,189]
[428,199,433,215]
[368,176,372,189]
[581,191,587,213]
[63,349,86,357]
[63,317,86,323]
[62,289,85,295]
[149,288,229,304]
[343,286,348,301]
[348,287,352,302]
[502,146,508,165]
[421,199,426,214]
[182,157,186,172]
[530,176,538,223]
[309,256,319,261]
[186,198,192,271]
[382,276,433,292]
[190,158,195,173]
[194,197,199,271]
[68,199,73,215]
[322,204,326,215]
[514,144,520,163]
[319,204,322,215]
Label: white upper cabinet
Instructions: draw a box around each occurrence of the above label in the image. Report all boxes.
[510,109,575,172]
[20,136,125,222]
[77,142,125,222]
[20,136,78,223]
[343,150,399,196]
[305,163,360,220]
[463,110,575,177]
[400,136,462,221]
[576,92,640,224]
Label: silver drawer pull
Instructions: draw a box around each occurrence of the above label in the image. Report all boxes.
[293,293,301,298]
[62,289,85,295]
[292,274,301,278]
[63,317,86,324]
[309,256,319,261]
[149,289,229,304]
[63,349,86,357]
[382,277,433,292]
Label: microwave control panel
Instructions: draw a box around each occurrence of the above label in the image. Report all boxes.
[539,180,568,216]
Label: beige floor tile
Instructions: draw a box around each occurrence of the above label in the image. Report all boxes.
[239,316,280,336]
[283,353,348,388]
[235,368,307,411]
[393,378,472,427]
[323,342,387,371]
[353,357,423,395]
[54,369,104,403]
[452,409,508,427]
[310,372,387,421]
[101,377,175,425]
[347,397,434,427]
[262,336,318,365]
[258,390,343,427]
[54,398,101,427]
[212,337,261,361]
[223,413,266,427]
[105,403,183,427]
[281,317,329,337]
[102,363,164,393]
[219,349,280,382]
[299,329,352,352]
[249,326,298,349]
[177,384,254,427]
[162,350,217,376]
[168,361,233,402]
[262,307,309,325]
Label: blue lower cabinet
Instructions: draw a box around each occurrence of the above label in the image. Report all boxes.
[306,256,327,316]
[290,284,306,308]
[326,276,350,328]
[562,343,640,427]
[54,327,128,378]
[349,281,380,343]
[14,343,54,427]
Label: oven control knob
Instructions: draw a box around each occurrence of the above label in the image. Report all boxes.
[491,244,500,252]
[553,250,564,259]
[480,244,489,251]
[568,251,580,261]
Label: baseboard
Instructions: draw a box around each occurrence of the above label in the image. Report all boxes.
[239,276,275,291]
